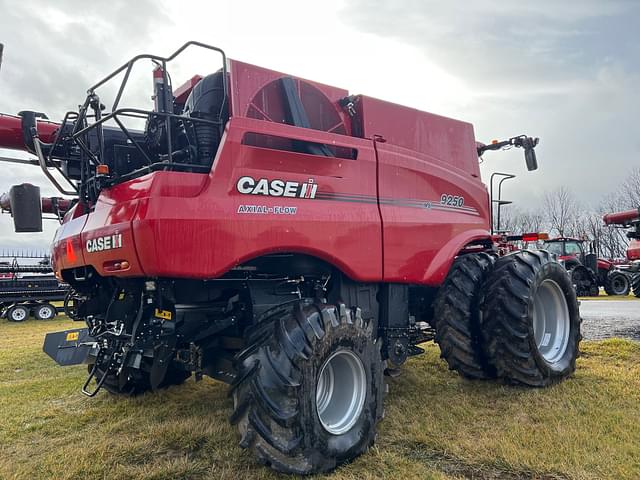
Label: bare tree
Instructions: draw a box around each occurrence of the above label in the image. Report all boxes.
[621,167,640,209]
[595,193,630,259]
[544,186,579,237]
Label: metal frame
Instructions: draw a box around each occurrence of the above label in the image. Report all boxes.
[489,172,516,234]
[29,42,228,198]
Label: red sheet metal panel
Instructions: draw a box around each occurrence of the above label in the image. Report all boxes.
[354,95,480,178]
[228,60,351,136]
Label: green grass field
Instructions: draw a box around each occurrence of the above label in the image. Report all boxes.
[1,318,640,480]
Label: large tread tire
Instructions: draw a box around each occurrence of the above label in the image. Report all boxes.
[632,273,640,298]
[432,252,497,379]
[481,250,581,387]
[604,271,630,296]
[230,300,384,475]
[90,360,191,396]
[569,266,597,297]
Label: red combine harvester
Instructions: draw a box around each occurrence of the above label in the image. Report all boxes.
[0,42,581,474]
[604,208,640,297]
[542,237,630,296]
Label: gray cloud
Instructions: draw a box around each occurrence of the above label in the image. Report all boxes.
[340,0,639,93]
[340,0,640,207]
[0,1,172,116]
[0,1,638,251]
[0,0,173,250]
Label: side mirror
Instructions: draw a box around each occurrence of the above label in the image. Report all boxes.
[525,147,538,171]
[521,136,539,171]
[9,184,43,232]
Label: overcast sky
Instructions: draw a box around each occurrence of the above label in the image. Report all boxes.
[0,0,639,250]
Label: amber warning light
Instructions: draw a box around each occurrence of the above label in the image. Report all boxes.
[521,232,549,242]
[96,164,109,176]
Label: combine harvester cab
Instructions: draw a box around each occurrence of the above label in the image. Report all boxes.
[0,42,581,475]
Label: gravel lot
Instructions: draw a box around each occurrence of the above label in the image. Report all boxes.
[580,299,640,340]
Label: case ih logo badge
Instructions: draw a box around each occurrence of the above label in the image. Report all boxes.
[86,234,123,253]
[236,176,318,199]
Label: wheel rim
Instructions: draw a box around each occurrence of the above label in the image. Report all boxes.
[611,276,627,295]
[12,308,27,321]
[316,349,366,435]
[38,306,54,319]
[532,279,570,364]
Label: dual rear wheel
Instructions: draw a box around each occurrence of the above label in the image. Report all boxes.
[434,250,581,387]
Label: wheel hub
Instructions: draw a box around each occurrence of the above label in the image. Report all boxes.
[316,350,366,435]
[532,279,570,363]
[611,276,627,295]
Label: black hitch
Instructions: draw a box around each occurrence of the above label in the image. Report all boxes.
[43,328,96,366]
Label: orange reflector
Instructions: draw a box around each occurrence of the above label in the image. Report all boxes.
[103,260,130,272]
[96,164,110,175]
[491,139,499,144]
[538,232,549,240]
[66,239,77,263]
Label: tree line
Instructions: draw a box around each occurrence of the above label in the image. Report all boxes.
[496,167,639,259]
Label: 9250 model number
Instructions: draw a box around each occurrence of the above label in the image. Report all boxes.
[440,194,465,208]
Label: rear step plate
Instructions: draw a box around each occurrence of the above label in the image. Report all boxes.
[43,328,96,366]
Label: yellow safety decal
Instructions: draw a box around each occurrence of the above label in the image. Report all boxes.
[154,308,172,320]
[66,331,79,342]
[118,292,126,300]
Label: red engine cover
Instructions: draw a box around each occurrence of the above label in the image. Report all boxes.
[51,58,491,287]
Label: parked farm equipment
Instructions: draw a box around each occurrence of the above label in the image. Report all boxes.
[0,42,580,474]
[542,237,630,296]
[603,207,640,297]
[0,251,68,321]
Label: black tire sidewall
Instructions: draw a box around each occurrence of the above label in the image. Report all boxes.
[608,272,629,295]
[528,261,580,376]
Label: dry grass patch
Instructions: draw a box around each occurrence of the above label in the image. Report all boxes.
[0,318,639,479]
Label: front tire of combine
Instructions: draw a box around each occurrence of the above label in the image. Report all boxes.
[482,250,581,387]
[604,271,630,296]
[432,252,496,379]
[230,301,384,475]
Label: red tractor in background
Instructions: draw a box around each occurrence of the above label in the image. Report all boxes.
[604,208,640,297]
[542,237,630,297]
[0,42,581,474]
